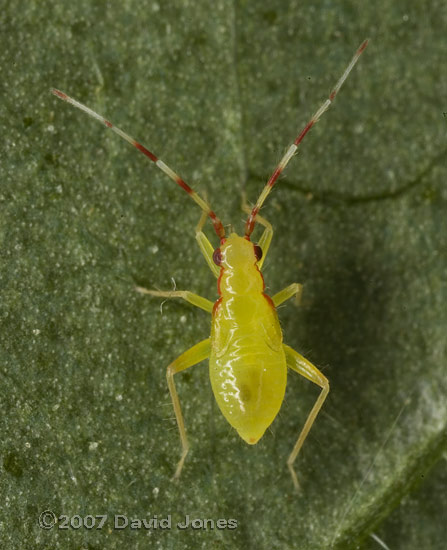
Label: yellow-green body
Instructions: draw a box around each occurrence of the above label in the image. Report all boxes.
[52,41,368,487]
[210,233,287,444]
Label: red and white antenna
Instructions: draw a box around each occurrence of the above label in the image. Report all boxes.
[244,39,369,238]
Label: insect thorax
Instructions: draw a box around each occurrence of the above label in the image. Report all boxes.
[218,234,264,296]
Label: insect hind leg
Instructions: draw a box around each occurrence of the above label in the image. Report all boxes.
[283,344,330,491]
[166,338,211,480]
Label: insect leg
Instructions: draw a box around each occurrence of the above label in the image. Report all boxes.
[241,194,273,268]
[166,338,211,480]
[272,283,303,307]
[136,287,213,313]
[195,210,220,278]
[283,344,330,490]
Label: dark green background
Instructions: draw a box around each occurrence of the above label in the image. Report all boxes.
[1,1,446,548]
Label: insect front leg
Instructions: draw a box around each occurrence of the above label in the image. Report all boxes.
[136,286,213,313]
[195,210,220,278]
[272,283,303,307]
[166,338,211,480]
[283,344,330,491]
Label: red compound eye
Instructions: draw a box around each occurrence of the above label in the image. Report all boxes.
[213,248,222,266]
[253,244,263,261]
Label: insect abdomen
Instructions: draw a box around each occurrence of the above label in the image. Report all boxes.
[209,294,287,443]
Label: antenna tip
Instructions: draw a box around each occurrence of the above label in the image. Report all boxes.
[358,39,369,53]
[51,88,67,100]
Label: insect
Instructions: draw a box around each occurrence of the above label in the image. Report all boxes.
[51,39,368,489]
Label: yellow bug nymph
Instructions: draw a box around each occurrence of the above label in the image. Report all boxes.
[51,39,367,489]
[210,234,286,444]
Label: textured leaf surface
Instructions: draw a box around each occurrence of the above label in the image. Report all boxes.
[1,1,446,548]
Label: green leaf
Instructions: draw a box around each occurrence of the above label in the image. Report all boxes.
[1,1,445,548]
